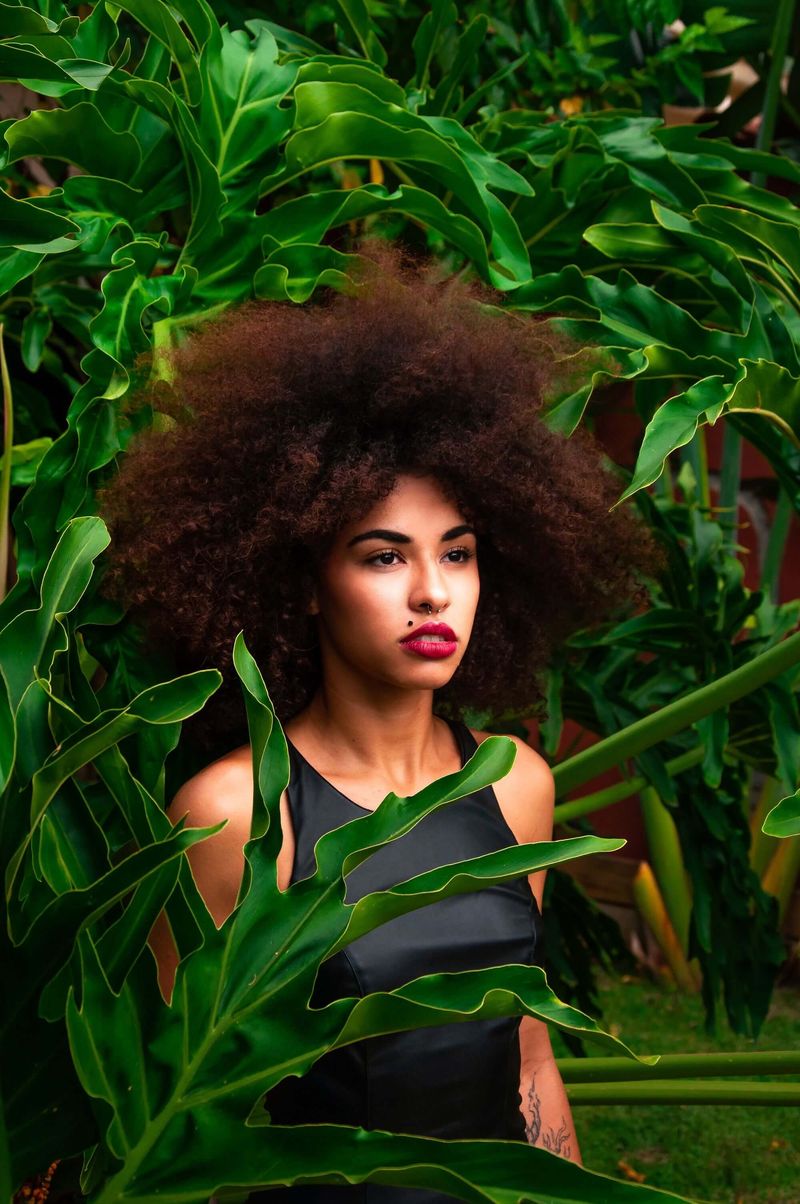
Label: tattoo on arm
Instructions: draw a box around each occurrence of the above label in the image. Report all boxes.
[524,1075,572,1158]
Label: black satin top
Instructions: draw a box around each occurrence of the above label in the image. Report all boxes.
[255,718,543,1203]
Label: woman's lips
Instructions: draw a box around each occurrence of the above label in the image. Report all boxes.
[401,636,458,659]
[400,622,458,659]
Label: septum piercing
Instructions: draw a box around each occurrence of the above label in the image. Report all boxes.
[407,605,444,626]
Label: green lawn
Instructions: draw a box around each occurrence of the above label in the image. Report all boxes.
[553,975,800,1204]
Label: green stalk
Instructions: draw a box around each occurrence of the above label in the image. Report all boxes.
[680,430,710,510]
[0,325,12,604]
[718,423,741,542]
[697,427,711,512]
[632,861,697,992]
[750,776,783,877]
[762,836,800,924]
[640,786,693,955]
[752,0,797,187]
[553,745,707,825]
[558,1049,800,1082]
[566,1081,800,1105]
[552,630,800,797]
[761,489,793,602]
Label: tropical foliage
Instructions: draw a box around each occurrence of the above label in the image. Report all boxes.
[2,0,800,1200]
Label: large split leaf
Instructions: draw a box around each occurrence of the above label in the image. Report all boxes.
[63,636,648,1201]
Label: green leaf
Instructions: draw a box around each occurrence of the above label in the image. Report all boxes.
[620,358,800,504]
[331,835,624,951]
[327,963,650,1062]
[0,3,64,36]
[332,0,387,67]
[696,204,800,288]
[129,1116,691,1202]
[258,182,496,287]
[0,516,109,713]
[425,14,489,117]
[618,375,729,501]
[0,186,79,248]
[198,24,296,210]
[255,243,364,302]
[261,88,530,286]
[112,0,204,105]
[5,103,142,179]
[20,308,52,373]
[762,788,800,838]
[412,0,457,91]
[5,669,221,902]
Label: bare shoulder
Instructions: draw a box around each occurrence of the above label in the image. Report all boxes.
[468,728,554,845]
[167,744,296,902]
[168,744,254,838]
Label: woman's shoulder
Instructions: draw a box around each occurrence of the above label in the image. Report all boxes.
[466,726,554,845]
[467,726,552,776]
[167,743,255,833]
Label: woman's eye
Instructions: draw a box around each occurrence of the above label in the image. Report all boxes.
[366,547,474,567]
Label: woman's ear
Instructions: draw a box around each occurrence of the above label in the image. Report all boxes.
[306,589,319,617]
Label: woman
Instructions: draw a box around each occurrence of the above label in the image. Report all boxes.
[99,241,654,1198]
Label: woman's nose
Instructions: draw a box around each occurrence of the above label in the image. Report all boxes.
[410,562,449,614]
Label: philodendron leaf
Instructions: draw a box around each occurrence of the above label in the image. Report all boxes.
[331,834,625,950]
[128,1118,691,1203]
[112,0,205,105]
[12,815,223,954]
[0,186,79,248]
[696,205,800,287]
[0,516,109,712]
[63,636,648,1202]
[257,182,497,288]
[762,788,800,838]
[5,103,141,178]
[332,0,387,67]
[325,963,651,1062]
[5,669,221,900]
[62,635,650,1199]
[619,358,800,503]
[617,375,729,501]
[259,85,530,285]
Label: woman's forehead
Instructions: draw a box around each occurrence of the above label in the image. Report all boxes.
[344,475,467,531]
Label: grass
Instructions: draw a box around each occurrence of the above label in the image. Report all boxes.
[551,974,800,1204]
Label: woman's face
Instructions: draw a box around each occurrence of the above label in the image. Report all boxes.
[309,474,480,695]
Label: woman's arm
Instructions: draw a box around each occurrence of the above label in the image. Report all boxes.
[471,730,581,1164]
[147,757,254,1002]
[519,1016,582,1164]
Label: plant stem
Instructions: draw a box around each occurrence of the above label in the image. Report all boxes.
[750,776,783,876]
[752,0,797,187]
[632,861,697,993]
[762,835,800,924]
[558,1049,800,1082]
[552,630,800,797]
[0,325,12,604]
[566,1081,800,1105]
[761,488,793,602]
[718,422,741,542]
[640,787,693,956]
[553,745,707,824]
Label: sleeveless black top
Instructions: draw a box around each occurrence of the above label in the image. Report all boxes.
[256,718,544,1203]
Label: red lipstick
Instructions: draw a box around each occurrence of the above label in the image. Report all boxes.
[400,621,458,659]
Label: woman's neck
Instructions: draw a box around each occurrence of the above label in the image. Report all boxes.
[285,685,454,786]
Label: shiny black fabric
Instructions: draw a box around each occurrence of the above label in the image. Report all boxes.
[250,719,543,1202]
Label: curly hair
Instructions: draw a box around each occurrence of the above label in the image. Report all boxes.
[97,240,657,756]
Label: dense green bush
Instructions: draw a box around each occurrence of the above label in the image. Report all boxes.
[2,2,799,1200]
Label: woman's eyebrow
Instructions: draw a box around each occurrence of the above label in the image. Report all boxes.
[346,524,476,547]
